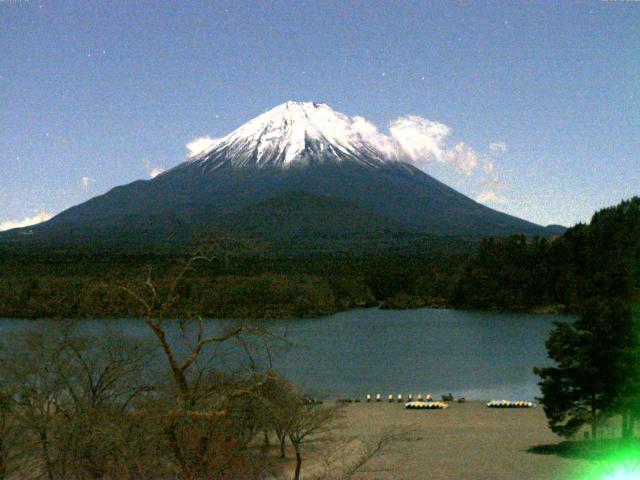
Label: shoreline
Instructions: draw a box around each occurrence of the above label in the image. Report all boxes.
[0,302,569,321]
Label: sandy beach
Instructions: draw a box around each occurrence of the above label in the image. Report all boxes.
[327,401,590,480]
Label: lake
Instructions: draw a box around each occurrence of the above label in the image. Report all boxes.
[0,308,563,401]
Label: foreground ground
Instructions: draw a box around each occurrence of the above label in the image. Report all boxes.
[326,401,590,480]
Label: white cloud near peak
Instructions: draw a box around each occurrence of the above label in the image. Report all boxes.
[187,114,482,175]
[0,212,53,232]
[442,141,480,176]
[186,136,220,157]
[143,159,165,178]
[148,167,164,178]
[350,116,397,158]
[353,114,481,176]
[476,190,507,205]
[189,110,507,198]
[386,116,479,175]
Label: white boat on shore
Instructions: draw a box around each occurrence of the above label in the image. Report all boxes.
[405,401,449,410]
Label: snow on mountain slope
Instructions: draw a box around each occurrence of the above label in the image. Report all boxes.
[185,101,397,171]
[0,101,564,244]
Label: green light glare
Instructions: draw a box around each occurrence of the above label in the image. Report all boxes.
[573,441,640,480]
[604,469,640,480]
[578,464,640,480]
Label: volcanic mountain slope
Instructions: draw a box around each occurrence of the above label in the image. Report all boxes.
[2,101,564,247]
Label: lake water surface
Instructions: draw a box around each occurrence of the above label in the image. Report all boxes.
[0,308,563,401]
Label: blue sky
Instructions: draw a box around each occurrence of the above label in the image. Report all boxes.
[1,0,638,230]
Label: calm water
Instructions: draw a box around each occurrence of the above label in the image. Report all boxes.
[0,308,563,401]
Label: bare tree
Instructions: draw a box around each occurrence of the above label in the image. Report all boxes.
[278,402,403,480]
[119,246,281,479]
[0,329,68,480]
[256,373,299,459]
[55,330,156,413]
[53,329,156,479]
[0,245,354,479]
[119,249,263,409]
[288,402,340,480]
[0,387,21,480]
[311,428,408,480]
[0,325,158,480]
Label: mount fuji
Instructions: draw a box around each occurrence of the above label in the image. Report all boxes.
[2,101,563,248]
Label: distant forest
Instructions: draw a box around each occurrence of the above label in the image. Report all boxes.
[1,197,638,320]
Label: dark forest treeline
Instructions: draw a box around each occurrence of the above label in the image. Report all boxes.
[452,196,640,311]
[531,198,640,443]
[0,249,464,319]
[1,196,638,320]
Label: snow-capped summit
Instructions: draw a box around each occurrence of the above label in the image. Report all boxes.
[187,101,394,171]
[2,101,563,245]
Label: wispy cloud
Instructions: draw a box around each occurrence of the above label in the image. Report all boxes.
[341,115,482,176]
[81,176,94,190]
[0,212,53,232]
[386,116,480,175]
[476,190,507,205]
[481,177,507,191]
[186,136,219,157]
[477,176,508,205]
[482,159,495,174]
[475,141,510,205]
[489,142,507,154]
[143,159,165,178]
[349,114,510,203]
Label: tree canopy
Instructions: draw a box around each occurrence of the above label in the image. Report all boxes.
[534,197,640,440]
